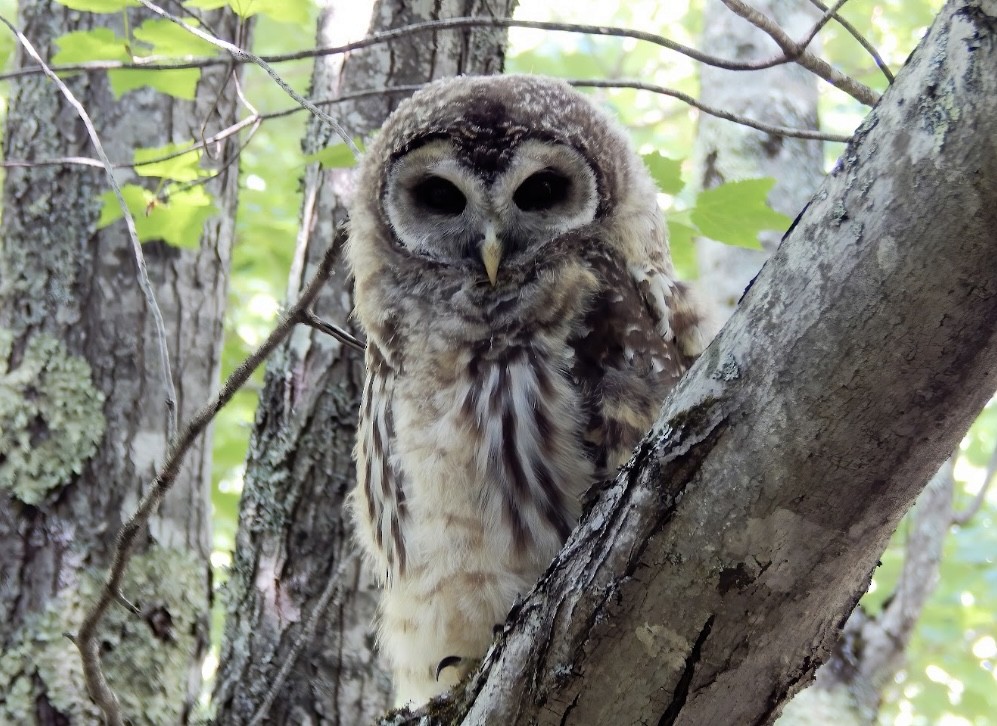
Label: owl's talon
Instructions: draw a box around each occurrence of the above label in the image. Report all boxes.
[436,655,462,682]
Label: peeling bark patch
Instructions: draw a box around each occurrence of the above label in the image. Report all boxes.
[958,5,997,35]
[559,692,580,726]
[717,563,753,595]
[0,329,106,504]
[145,606,176,643]
[657,615,714,726]
[33,674,71,726]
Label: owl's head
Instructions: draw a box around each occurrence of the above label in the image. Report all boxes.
[348,75,663,307]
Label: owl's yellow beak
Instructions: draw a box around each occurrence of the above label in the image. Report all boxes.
[480,227,502,286]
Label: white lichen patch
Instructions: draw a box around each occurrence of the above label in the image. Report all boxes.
[633,623,689,670]
[0,329,106,504]
[0,547,207,725]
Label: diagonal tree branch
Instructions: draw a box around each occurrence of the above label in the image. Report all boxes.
[721,0,881,105]
[807,0,895,82]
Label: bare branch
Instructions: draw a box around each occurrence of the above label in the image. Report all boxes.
[134,0,361,158]
[721,0,881,105]
[74,226,348,726]
[301,311,366,352]
[0,13,179,445]
[0,15,879,96]
[1,75,848,177]
[571,80,852,142]
[952,438,997,526]
[808,0,895,82]
[797,0,851,51]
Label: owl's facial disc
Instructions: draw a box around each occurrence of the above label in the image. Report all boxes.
[383,139,598,285]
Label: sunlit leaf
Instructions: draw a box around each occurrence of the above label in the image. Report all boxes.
[109,67,201,100]
[185,0,311,25]
[134,143,205,182]
[52,28,129,64]
[305,139,364,168]
[690,178,790,249]
[667,217,698,280]
[55,0,137,12]
[97,183,216,248]
[132,18,217,57]
[643,152,684,195]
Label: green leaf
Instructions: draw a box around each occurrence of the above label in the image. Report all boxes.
[55,0,137,12]
[185,0,311,25]
[643,152,684,195]
[134,143,205,182]
[132,19,217,57]
[690,178,790,250]
[667,218,698,280]
[97,183,216,248]
[52,28,129,64]
[109,67,201,100]
[305,140,364,168]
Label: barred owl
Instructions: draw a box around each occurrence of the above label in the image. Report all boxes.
[347,75,711,707]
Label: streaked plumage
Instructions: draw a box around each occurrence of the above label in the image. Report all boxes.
[346,75,711,706]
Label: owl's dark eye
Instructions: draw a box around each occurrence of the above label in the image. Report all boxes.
[412,176,466,215]
[513,170,570,212]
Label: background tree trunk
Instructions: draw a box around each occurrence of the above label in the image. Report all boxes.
[0,4,243,723]
[212,1,517,722]
[387,1,997,722]
[694,0,824,318]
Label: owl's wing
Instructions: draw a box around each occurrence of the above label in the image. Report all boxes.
[629,263,715,371]
[570,245,710,478]
[354,342,408,582]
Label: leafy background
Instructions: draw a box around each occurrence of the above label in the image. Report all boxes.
[0,1,992,723]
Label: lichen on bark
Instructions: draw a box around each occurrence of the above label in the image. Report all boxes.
[0,547,205,725]
[0,328,106,504]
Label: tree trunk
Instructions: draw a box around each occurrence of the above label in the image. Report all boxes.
[689,6,953,721]
[694,0,824,317]
[389,1,997,722]
[0,4,243,724]
[212,1,516,722]
[780,461,955,725]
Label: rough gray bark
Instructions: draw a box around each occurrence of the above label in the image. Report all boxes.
[694,0,824,316]
[389,2,997,723]
[690,5,956,722]
[211,1,516,722]
[0,4,243,723]
[780,461,955,725]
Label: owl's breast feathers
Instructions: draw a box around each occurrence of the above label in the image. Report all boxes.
[354,241,690,584]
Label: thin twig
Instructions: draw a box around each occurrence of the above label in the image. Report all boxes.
[951,441,997,526]
[0,14,179,443]
[796,0,851,53]
[73,227,349,726]
[155,116,262,200]
[570,80,850,142]
[720,0,880,106]
[301,310,367,352]
[808,0,894,83]
[247,553,360,726]
[0,16,877,91]
[134,0,360,158]
[1,76,848,177]
[1,86,424,172]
